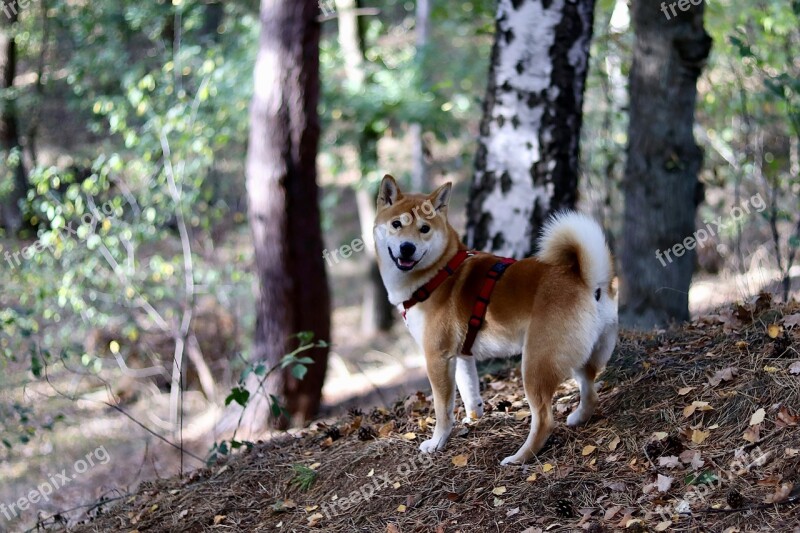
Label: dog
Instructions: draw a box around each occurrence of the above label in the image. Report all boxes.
[373,175,618,465]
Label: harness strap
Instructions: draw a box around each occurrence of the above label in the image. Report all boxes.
[461,257,516,356]
[402,249,473,319]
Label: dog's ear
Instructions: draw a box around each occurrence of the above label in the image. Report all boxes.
[377,175,402,210]
[430,182,452,213]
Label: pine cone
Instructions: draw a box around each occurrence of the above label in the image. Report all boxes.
[726,489,746,509]
[324,425,341,441]
[358,425,377,441]
[587,524,606,533]
[553,498,574,518]
[496,400,512,412]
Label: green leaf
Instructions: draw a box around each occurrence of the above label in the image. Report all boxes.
[224,387,250,407]
[291,364,308,381]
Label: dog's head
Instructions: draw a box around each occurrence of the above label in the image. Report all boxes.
[373,175,452,274]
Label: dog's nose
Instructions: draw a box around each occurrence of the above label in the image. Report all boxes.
[399,242,416,259]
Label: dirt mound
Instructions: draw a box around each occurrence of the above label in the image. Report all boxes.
[61,298,800,532]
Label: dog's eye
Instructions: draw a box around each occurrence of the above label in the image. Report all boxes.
[392,220,402,229]
[420,225,430,234]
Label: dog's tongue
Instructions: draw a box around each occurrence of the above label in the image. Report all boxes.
[398,258,416,267]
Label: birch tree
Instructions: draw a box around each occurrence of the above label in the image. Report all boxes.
[465,0,596,258]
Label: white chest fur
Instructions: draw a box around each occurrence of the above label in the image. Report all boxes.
[401,305,427,350]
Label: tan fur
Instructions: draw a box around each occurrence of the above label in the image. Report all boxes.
[373,175,618,464]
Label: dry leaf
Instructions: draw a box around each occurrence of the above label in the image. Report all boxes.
[657,474,674,492]
[392,482,401,489]
[493,497,504,507]
[743,424,760,443]
[764,483,793,504]
[777,407,799,428]
[492,486,507,496]
[379,421,396,437]
[708,367,738,387]
[692,429,710,444]
[515,410,531,420]
[659,456,681,469]
[402,432,417,440]
[678,387,694,396]
[750,408,766,426]
[655,521,673,531]
[213,515,226,525]
[397,504,407,512]
[608,436,621,451]
[767,324,782,338]
[582,445,597,456]
[789,362,800,375]
[604,505,622,520]
[684,401,713,417]
[387,524,401,533]
[526,473,538,482]
[305,505,318,512]
[506,507,520,517]
[783,313,800,328]
[542,463,554,473]
[785,448,799,458]
[452,454,468,467]
[653,432,668,441]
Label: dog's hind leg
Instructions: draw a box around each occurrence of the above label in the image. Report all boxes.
[501,351,561,465]
[456,356,484,423]
[420,355,456,453]
[567,324,616,427]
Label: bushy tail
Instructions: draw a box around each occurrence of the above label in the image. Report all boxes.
[536,211,613,292]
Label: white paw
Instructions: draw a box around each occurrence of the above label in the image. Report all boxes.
[567,409,590,427]
[500,454,522,466]
[419,435,448,453]
[461,403,484,424]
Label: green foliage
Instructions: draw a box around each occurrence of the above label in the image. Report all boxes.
[289,464,318,492]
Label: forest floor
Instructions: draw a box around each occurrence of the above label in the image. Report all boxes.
[60,296,800,533]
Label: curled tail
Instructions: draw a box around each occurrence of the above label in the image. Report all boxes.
[536,211,613,293]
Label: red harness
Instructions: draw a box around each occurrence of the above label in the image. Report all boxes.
[401,250,516,356]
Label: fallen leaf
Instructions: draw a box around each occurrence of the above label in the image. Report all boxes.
[387,524,401,533]
[652,432,668,441]
[452,454,468,467]
[655,521,673,532]
[789,362,800,375]
[608,436,621,451]
[542,463,554,473]
[604,505,622,520]
[777,407,799,428]
[708,367,738,387]
[310,462,321,470]
[305,505,318,512]
[515,410,531,420]
[493,497,504,507]
[582,445,597,456]
[783,313,800,328]
[213,515,226,525]
[379,421,396,437]
[492,486,507,496]
[678,387,694,396]
[684,401,714,417]
[397,504,407,513]
[506,507,520,517]
[659,456,681,469]
[785,448,799,458]
[692,430,710,444]
[402,432,417,440]
[392,482,401,489]
[750,408,766,426]
[764,366,779,373]
[657,474,674,492]
[526,473,538,482]
[767,324,783,339]
[743,425,760,443]
[764,483,793,504]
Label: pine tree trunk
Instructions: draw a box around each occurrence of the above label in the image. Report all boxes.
[465,0,595,257]
[619,1,712,329]
[0,1,27,234]
[243,0,330,430]
[408,0,430,191]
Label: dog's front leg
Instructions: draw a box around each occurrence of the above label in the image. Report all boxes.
[419,354,456,453]
[456,356,483,423]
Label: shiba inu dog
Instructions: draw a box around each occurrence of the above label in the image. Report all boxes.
[373,175,618,465]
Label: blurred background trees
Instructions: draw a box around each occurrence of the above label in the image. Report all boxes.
[1,0,799,526]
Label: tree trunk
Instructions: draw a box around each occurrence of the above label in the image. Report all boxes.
[465,0,595,258]
[335,0,394,335]
[408,0,431,191]
[618,0,712,329]
[243,0,330,430]
[0,1,27,234]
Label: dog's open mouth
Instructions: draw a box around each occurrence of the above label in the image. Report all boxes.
[389,248,425,272]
